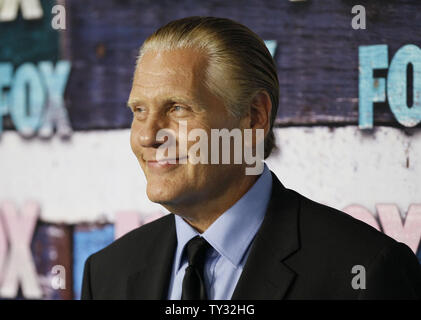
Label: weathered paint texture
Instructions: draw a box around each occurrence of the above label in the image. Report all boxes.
[0,0,420,301]
[343,204,421,254]
[0,61,72,136]
[359,44,421,129]
[358,45,388,129]
[0,202,419,300]
[376,204,421,253]
[31,222,73,299]
[387,45,421,127]
[72,224,114,300]
[0,130,165,223]
[3,0,420,130]
[0,0,44,22]
[0,201,42,298]
[0,127,419,223]
[0,207,164,299]
[0,0,58,65]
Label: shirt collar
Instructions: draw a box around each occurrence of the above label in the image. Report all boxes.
[173,164,272,270]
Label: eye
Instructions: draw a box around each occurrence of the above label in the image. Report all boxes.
[134,106,145,113]
[170,105,190,116]
[173,105,184,112]
[132,106,147,120]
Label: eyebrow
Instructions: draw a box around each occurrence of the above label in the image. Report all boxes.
[126,98,143,109]
[126,96,206,110]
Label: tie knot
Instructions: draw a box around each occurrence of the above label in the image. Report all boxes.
[185,236,210,267]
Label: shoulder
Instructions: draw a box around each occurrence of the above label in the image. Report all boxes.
[88,213,174,268]
[281,188,421,298]
[81,214,175,299]
[286,187,398,259]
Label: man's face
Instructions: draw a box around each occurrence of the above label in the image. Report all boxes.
[128,48,247,209]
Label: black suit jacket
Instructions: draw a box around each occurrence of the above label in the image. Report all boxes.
[81,172,421,299]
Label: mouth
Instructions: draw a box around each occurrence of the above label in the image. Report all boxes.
[145,156,188,169]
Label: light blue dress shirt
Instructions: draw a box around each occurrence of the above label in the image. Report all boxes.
[167,164,273,300]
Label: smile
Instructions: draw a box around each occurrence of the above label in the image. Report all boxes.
[146,156,188,169]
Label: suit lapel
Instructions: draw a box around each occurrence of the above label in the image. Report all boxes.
[126,214,177,299]
[231,172,301,299]
[125,172,301,300]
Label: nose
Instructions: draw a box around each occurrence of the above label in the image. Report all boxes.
[137,115,166,149]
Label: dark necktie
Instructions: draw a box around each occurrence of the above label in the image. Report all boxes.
[181,236,211,300]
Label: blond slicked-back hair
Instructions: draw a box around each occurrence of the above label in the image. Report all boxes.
[136,16,279,158]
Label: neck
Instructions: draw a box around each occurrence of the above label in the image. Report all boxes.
[164,173,259,233]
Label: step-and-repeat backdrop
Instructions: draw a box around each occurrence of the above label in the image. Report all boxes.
[0,0,420,299]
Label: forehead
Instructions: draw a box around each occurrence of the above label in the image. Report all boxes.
[130,48,208,100]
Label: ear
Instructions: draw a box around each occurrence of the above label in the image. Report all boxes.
[249,90,272,138]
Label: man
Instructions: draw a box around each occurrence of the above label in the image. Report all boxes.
[81,16,421,300]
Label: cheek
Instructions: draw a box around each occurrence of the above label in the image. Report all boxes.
[129,129,135,151]
[130,125,141,157]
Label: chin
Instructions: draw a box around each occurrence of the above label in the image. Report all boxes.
[146,184,180,205]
